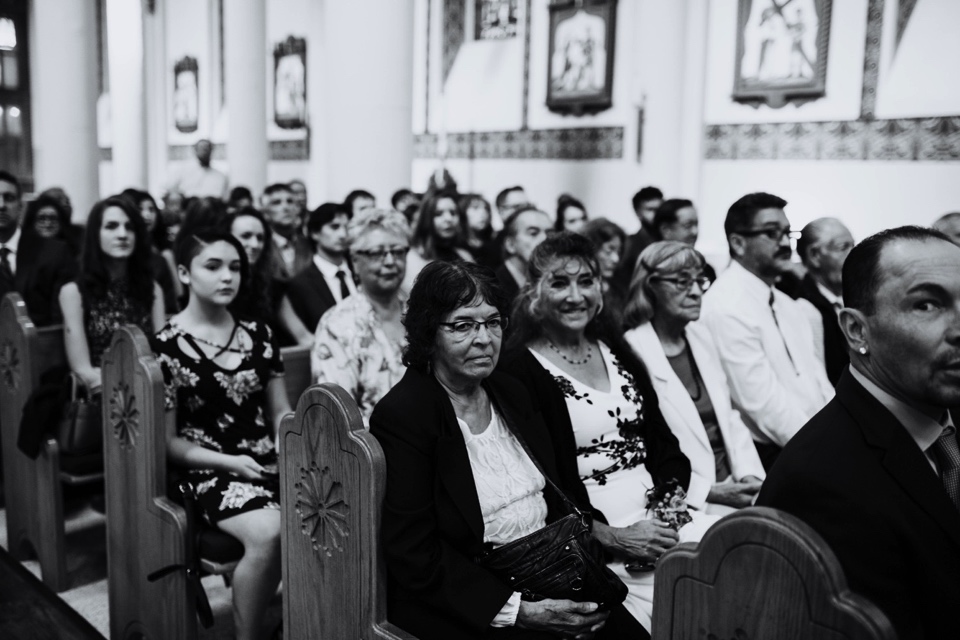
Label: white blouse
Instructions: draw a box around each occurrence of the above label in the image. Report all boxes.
[456,409,547,547]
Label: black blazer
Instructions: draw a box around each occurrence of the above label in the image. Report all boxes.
[498,343,692,523]
[369,367,591,639]
[494,264,520,303]
[796,273,849,385]
[285,263,337,333]
[757,370,960,639]
[0,236,77,326]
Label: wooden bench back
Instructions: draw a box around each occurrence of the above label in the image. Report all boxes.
[652,506,896,640]
[0,292,72,589]
[280,383,417,640]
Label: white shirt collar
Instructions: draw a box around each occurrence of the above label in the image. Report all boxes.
[0,226,21,253]
[849,365,953,456]
[815,280,843,308]
[313,253,350,279]
[725,260,775,302]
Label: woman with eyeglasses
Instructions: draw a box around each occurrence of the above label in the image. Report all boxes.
[498,233,719,633]
[623,241,765,517]
[370,260,644,640]
[311,209,409,424]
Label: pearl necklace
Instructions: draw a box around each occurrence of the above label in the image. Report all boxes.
[547,340,593,365]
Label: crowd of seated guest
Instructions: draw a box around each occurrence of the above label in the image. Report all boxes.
[4,160,959,639]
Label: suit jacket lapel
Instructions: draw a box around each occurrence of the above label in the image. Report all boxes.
[838,373,960,549]
[307,263,336,311]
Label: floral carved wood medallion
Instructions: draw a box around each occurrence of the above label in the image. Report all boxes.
[0,340,19,392]
[109,381,139,449]
[296,463,350,558]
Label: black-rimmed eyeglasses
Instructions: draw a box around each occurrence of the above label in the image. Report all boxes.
[353,246,410,262]
[733,227,799,242]
[438,316,508,341]
[650,275,712,293]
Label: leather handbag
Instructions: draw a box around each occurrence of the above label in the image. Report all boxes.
[475,419,628,609]
[57,374,103,456]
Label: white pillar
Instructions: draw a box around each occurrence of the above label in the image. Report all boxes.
[28,0,100,219]
[678,0,709,205]
[224,0,267,196]
[321,0,414,203]
[143,0,167,198]
[106,0,147,192]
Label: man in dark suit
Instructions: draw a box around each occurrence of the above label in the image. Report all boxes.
[494,206,550,303]
[262,182,312,278]
[758,226,960,639]
[0,171,76,325]
[613,186,662,291]
[794,217,855,385]
[286,202,355,333]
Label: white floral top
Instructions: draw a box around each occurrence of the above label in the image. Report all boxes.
[311,293,406,425]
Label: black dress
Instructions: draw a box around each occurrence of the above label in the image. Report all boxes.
[82,278,153,366]
[152,317,283,524]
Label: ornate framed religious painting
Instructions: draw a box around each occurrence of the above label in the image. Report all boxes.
[732,0,832,109]
[546,0,617,116]
[173,56,198,133]
[273,36,307,130]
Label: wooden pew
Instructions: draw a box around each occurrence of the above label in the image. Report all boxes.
[101,325,312,639]
[652,506,896,640]
[279,383,417,640]
[0,292,103,592]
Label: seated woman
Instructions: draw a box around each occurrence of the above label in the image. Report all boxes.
[121,188,179,313]
[403,190,473,292]
[312,209,408,424]
[153,230,290,640]
[370,261,646,640]
[623,242,764,516]
[60,196,165,394]
[499,232,718,632]
[24,194,80,257]
[460,193,500,271]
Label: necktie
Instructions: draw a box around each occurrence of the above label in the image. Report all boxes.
[769,290,798,374]
[0,246,13,284]
[933,429,960,511]
[335,270,351,301]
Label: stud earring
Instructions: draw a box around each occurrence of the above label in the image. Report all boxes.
[858,346,868,355]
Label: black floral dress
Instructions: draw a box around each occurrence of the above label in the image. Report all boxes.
[153,318,283,524]
[83,278,153,366]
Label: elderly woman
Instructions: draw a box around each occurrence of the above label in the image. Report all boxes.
[499,232,718,632]
[312,209,408,424]
[370,261,645,640]
[623,242,764,516]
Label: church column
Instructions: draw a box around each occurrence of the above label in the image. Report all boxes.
[143,0,168,198]
[223,0,267,196]
[28,0,100,218]
[105,0,147,192]
[320,0,414,203]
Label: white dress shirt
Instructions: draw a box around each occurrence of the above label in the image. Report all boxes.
[701,260,834,447]
[312,254,356,303]
[169,164,228,199]
[0,225,21,274]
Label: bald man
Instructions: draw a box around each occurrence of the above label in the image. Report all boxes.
[796,218,855,384]
[933,212,960,246]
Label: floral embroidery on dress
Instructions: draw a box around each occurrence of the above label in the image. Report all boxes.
[263,341,273,360]
[216,414,235,432]
[219,482,275,511]
[180,426,223,451]
[578,433,648,486]
[239,436,274,456]
[195,477,218,495]
[214,369,262,405]
[186,396,205,412]
[552,374,593,404]
[254,407,265,428]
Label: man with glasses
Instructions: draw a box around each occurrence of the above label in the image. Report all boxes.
[796,218,855,385]
[701,192,833,468]
[0,171,76,325]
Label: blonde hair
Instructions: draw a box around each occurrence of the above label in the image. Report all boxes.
[348,208,411,252]
[622,241,705,329]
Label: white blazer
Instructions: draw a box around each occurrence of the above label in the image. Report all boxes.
[625,322,766,516]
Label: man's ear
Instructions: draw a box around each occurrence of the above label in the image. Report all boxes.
[839,307,869,354]
[805,246,823,271]
[503,235,517,257]
[728,234,746,259]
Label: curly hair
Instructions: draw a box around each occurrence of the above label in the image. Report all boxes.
[402,261,508,372]
[78,196,155,322]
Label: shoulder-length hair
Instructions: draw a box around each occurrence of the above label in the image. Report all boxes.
[22,194,73,249]
[79,196,155,317]
[220,207,276,321]
[506,231,621,350]
[554,193,587,231]
[622,241,706,330]
[458,193,493,240]
[402,261,508,372]
[411,190,467,260]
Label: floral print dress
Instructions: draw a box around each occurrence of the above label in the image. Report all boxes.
[153,318,283,524]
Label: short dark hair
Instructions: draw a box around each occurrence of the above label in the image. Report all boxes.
[501,205,547,244]
[555,193,587,231]
[306,202,351,237]
[632,186,663,212]
[495,186,525,211]
[391,188,415,210]
[229,186,253,203]
[0,171,22,197]
[264,183,293,197]
[401,261,508,372]
[724,192,787,238]
[652,199,694,239]
[343,189,375,212]
[843,226,953,315]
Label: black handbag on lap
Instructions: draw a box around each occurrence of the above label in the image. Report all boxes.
[475,419,628,609]
[57,374,103,457]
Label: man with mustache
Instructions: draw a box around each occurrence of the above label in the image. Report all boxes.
[758,226,960,639]
[701,192,833,468]
[0,171,76,325]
